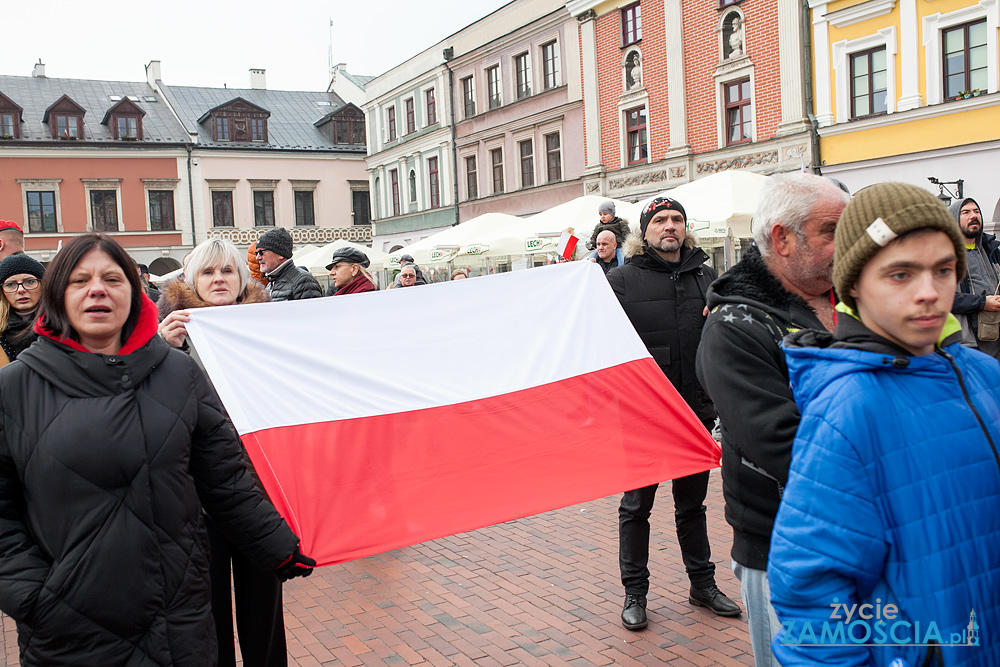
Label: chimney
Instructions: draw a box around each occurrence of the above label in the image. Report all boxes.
[146,60,162,86]
[32,60,46,78]
[250,68,266,90]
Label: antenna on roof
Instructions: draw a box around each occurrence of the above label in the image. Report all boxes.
[328,18,334,80]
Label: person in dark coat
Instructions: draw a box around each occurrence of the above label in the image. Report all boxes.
[325,247,377,296]
[695,173,849,667]
[607,197,740,633]
[390,254,428,287]
[254,228,322,301]
[0,254,45,366]
[158,238,289,667]
[0,233,315,667]
[136,262,161,304]
[949,197,1000,358]
[587,200,630,250]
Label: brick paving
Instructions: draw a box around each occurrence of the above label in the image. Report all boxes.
[1,470,752,666]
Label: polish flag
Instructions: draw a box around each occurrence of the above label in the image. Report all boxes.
[185,262,719,566]
[557,230,579,260]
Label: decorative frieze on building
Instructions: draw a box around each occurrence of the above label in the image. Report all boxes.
[210,226,372,246]
[696,150,778,175]
[669,166,686,179]
[608,169,668,191]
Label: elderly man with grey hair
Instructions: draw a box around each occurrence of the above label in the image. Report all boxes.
[695,172,849,667]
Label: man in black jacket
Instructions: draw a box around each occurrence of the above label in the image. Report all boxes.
[949,197,1000,359]
[695,173,848,666]
[255,227,323,302]
[608,197,740,632]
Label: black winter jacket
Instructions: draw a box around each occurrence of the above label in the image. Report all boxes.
[265,259,323,302]
[695,246,825,569]
[0,297,299,666]
[607,241,717,423]
[953,231,1000,335]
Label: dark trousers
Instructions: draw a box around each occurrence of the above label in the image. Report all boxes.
[208,521,287,667]
[619,470,716,595]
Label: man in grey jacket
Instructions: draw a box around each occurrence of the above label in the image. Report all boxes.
[950,197,1000,359]
[254,227,322,302]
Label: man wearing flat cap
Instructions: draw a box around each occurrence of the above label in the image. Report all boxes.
[326,247,376,296]
[607,196,740,633]
[0,221,25,261]
[254,227,322,302]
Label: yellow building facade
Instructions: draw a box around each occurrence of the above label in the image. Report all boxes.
[809,0,999,219]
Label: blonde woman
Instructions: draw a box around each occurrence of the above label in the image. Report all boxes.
[0,254,45,366]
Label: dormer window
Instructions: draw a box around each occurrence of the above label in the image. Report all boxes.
[103,98,146,140]
[0,91,23,139]
[43,95,86,140]
[198,98,270,143]
[314,103,366,147]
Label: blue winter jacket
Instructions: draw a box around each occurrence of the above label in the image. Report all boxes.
[768,320,1000,667]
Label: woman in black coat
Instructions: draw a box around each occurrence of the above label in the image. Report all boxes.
[0,234,315,666]
[0,254,45,366]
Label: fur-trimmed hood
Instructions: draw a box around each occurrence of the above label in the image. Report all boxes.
[621,228,697,259]
[706,245,811,317]
[157,278,270,321]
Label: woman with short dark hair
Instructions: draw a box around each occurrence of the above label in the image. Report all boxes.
[0,233,314,666]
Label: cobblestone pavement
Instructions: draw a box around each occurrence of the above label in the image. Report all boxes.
[2,470,753,666]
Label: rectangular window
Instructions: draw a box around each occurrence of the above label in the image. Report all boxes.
[56,115,79,138]
[215,117,229,141]
[251,118,265,141]
[850,47,888,118]
[515,53,531,99]
[294,191,315,226]
[148,191,175,231]
[387,106,397,141]
[1,113,15,137]
[462,76,476,118]
[405,98,415,134]
[519,140,534,188]
[352,190,371,226]
[626,106,648,165]
[622,2,641,46]
[425,88,437,125]
[542,41,559,90]
[725,78,752,146]
[487,66,502,110]
[212,191,234,227]
[26,191,57,233]
[90,190,118,232]
[117,116,137,139]
[491,148,504,194]
[944,19,988,99]
[545,133,562,182]
[465,156,478,200]
[253,191,275,227]
[390,169,400,216]
[428,157,440,209]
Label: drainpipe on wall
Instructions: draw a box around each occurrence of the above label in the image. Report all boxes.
[443,48,460,227]
[802,0,822,173]
[185,145,197,248]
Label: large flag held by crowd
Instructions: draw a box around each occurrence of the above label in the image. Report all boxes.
[185,261,720,566]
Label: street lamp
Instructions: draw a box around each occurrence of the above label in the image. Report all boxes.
[927,177,964,206]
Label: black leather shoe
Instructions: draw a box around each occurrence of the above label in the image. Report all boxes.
[621,594,648,630]
[688,585,741,617]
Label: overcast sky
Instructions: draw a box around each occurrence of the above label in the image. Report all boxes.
[1,0,511,91]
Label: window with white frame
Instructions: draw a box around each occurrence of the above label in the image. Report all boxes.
[923,4,998,106]
[515,53,531,99]
[542,41,559,90]
[142,178,180,231]
[465,155,478,200]
[491,148,504,194]
[462,76,476,118]
[18,179,62,233]
[428,157,440,209]
[833,27,896,123]
[850,47,888,118]
[625,107,648,165]
[724,78,752,146]
[487,66,502,110]
[545,133,561,183]
[82,178,122,232]
[519,139,534,188]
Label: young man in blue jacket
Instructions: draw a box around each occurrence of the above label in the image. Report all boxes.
[768,182,1000,667]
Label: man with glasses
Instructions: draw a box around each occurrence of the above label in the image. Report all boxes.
[254,227,321,302]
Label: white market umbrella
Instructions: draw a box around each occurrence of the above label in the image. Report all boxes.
[640,171,769,239]
[388,212,523,266]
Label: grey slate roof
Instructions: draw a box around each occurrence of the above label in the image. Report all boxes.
[340,71,375,89]
[159,84,363,152]
[0,75,189,143]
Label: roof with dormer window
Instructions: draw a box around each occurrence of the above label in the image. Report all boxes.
[101,97,146,125]
[41,94,86,123]
[196,97,271,124]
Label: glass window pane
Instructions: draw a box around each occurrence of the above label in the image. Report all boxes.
[944,52,965,77]
[872,91,887,114]
[872,49,885,71]
[944,28,964,55]
[970,44,987,70]
[854,75,869,97]
[971,69,987,91]
[854,96,869,117]
[946,73,964,98]
[969,21,987,48]
[872,71,886,91]
[741,81,750,99]
[853,55,868,76]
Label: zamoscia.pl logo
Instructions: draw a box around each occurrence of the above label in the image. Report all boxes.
[781,599,980,648]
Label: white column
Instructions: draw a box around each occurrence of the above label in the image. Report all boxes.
[663,0,689,154]
[898,0,922,110]
[777,0,811,135]
[578,12,602,171]
[810,0,835,127]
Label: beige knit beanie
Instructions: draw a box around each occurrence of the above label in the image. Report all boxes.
[834,182,967,311]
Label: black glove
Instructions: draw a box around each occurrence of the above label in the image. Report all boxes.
[275,546,316,582]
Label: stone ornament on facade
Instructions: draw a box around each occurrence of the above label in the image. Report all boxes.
[625,50,643,90]
[722,12,746,61]
[668,166,686,179]
[608,170,668,191]
[696,150,778,175]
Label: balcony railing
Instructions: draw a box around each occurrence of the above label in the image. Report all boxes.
[209,226,373,245]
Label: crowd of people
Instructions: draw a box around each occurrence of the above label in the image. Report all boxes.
[0,172,996,667]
